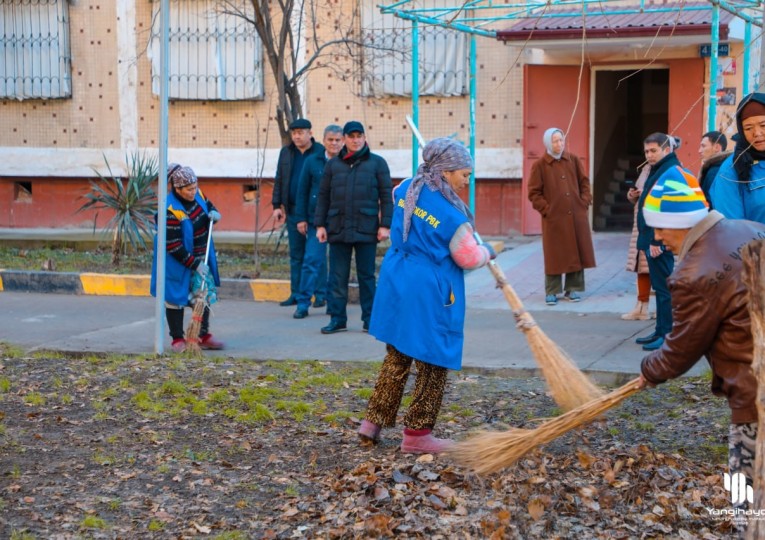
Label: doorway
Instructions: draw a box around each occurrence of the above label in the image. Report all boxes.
[592,68,669,231]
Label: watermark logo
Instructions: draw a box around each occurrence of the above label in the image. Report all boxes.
[724,472,754,505]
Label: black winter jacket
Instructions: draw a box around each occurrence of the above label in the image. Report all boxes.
[271,139,325,212]
[314,145,393,244]
[294,151,328,225]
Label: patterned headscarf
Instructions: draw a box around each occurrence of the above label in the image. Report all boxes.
[403,137,474,242]
[543,128,565,159]
[168,163,197,188]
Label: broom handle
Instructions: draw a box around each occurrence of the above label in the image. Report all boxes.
[487,260,524,312]
[203,219,213,265]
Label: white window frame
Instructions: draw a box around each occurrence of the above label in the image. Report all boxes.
[361,0,468,98]
[149,0,264,101]
[0,0,72,100]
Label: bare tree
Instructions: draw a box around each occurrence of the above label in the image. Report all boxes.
[222,0,372,145]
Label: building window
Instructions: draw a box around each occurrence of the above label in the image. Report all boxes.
[0,0,72,100]
[149,0,264,101]
[361,0,467,98]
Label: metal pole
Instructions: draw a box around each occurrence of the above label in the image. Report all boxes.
[468,34,476,214]
[708,4,719,132]
[154,0,170,355]
[744,21,752,95]
[411,21,419,178]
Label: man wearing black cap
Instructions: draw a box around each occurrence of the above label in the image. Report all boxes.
[315,120,393,334]
[272,118,325,306]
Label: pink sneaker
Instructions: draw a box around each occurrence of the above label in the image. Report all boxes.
[199,334,225,350]
[358,419,381,443]
[171,338,186,353]
[401,430,454,454]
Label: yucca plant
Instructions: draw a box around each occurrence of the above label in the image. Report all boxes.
[78,152,158,265]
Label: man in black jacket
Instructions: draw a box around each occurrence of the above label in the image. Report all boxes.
[272,118,325,306]
[697,130,729,208]
[315,121,393,334]
[292,124,343,319]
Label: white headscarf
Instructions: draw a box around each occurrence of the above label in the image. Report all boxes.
[543,128,565,159]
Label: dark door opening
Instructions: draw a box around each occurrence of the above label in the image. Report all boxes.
[592,69,669,231]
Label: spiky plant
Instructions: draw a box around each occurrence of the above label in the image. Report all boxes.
[78,152,158,265]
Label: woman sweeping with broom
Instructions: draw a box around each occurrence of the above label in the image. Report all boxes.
[150,164,225,353]
[358,137,496,454]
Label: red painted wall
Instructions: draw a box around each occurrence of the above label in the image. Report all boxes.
[0,177,522,236]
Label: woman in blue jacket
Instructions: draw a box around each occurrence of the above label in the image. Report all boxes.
[150,164,224,353]
[358,138,495,454]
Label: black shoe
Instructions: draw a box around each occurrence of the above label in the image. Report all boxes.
[362,321,369,333]
[641,336,665,351]
[313,299,326,308]
[293,307,309,319]
[279,296,297,307]
[635,332,658,345]
[321,321,347,334]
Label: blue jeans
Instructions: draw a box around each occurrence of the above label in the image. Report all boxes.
[646,248,674,336]
[328,241,377,325]
[295,225,328,309]
[286,213,306,298]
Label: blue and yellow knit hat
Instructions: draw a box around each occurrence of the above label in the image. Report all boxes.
[643,166,709,229]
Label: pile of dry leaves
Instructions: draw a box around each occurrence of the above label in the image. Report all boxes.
[0,349,738,538]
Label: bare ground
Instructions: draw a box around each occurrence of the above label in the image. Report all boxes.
[0,345,739,539]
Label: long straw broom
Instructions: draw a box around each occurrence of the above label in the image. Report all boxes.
[185,220,214,355]
[487,260,604,410]
[450,377,642,475]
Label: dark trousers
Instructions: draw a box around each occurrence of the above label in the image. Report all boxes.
[646,249,674,336]
[166,306,210,339]
[327,241,377,325]
[286,213,306,298]
[295,224,328,309]
[365,345,448,430]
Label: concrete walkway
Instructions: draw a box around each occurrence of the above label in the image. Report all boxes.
[0,231,705,383]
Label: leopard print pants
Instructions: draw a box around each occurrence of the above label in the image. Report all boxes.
[364,344,448,431]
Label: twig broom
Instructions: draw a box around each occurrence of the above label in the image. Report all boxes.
[487,260,604,410]
[450,377,642,475]
[185,220,214,355]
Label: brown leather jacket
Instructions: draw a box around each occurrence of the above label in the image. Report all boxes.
[641,211,765,423]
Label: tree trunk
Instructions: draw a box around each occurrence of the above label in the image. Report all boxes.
[111,228,121,266]
[742,240,765,539]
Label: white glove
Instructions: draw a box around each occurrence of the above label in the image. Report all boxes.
[195,262,209,278]
[208,210,221,223]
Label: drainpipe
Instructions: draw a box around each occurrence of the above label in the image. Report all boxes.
[744,20,751,95]
[411,21,419,178]
[709,3,719,132]
[469,35,477,215]
[155,0,170,355]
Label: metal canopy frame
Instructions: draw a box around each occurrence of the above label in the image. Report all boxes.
[378,0,764,211]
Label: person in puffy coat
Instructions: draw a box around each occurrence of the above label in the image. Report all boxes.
[150,164,223,353]
[357,138,495,454]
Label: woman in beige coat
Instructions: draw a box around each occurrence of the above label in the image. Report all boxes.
[622,164,654,320]
[528,128,597,305]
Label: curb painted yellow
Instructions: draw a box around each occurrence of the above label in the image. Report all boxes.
[80,273,152,296]
[0,274,3,292]
[249,279,291,302]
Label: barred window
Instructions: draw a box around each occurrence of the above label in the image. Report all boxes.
[0,0,72,100]
[149,0,264,101]
[361,0,467,98]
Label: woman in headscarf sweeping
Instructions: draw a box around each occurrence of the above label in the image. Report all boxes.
[150,164,224,353]
[358,138,495,454]
[528,128,596,306]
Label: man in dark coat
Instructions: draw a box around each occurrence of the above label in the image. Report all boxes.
[292,124,343,319]
[633,132,687,351]
[697,130,729,208]
[314,121,393,334]
[271,118,325,307]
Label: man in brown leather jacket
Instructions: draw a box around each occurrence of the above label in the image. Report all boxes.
[637,166,765,525]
